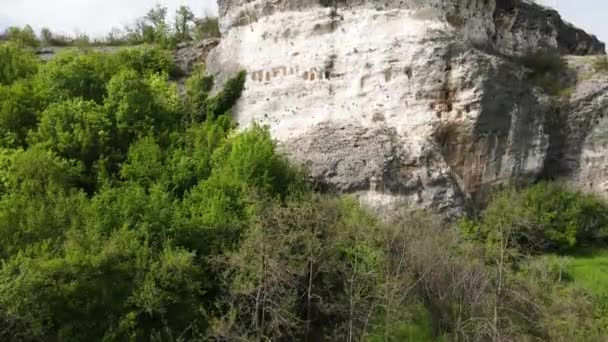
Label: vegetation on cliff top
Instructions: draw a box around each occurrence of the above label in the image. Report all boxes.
[0,5,220,49]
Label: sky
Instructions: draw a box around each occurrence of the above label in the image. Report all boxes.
[0,0,218,37]
[0,0,606,43]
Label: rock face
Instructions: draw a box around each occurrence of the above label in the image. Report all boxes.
[174,38,221,74]
[207,0,607,215]
[554,59,608,194]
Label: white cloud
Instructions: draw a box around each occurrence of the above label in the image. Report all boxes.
[0,0,217,37]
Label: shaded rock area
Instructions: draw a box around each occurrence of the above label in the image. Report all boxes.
[494,0,605,56]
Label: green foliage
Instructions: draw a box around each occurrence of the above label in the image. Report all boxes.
[0,146,82,195]
[193,16,221,40]
[112,45,177,77]
[38,51,112,104]
[166,115,235,195]
[205,70,247,119]
[0,79,44,147]
[105,68,156,141]
[3,25,40,48]
[521,51,570,96]
[120,136,164,187]
[461,182,608,253]
[518,253,608,341]
[563,248,608,298]
[593,56,608,73]
[2,24,608,342]
[175,5,196,41]
[0,43,39,86]
[30,99,112,169]
[184,66,214,122]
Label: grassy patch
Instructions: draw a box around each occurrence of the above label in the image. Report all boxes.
[593,56,608,73]
[565,248,608,298]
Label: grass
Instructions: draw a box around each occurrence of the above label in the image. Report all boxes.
[565,248,608,298]
[593,56,608,73]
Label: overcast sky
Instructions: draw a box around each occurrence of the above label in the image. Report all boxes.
[0,0,218,37]
[0,0,606,43]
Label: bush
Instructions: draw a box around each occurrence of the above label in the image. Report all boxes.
[593,56,608,73]
[0,79,46,148]
[460,182,608,253]
[105,68,156,141]
[3,26,39,48]
[40,28,73,47]
[29,99,112,169]
[38,51,112,104]
[184,66,214,122]
[193,16,221,40]
[520,51,569,96]
[112,46,177,77]
[205,70,247,119]
[0,43,39,85]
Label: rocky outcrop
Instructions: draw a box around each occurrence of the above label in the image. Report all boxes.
[174,38,220,74]
[547,58,608,195]
[494,0,605,56]
[206,0,607,214]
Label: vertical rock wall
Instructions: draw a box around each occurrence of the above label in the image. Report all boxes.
[207,0,605,215]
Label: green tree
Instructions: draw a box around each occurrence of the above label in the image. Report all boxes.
[175,6,195,41]
[120,136,164,188]
[184,65,214,122]
[37,51,112,104]
[105,68,155,144]
[205,70,246,119]
[112,46,176,77]
[0,79,44,147]
[4,26,40,48]
[193,16,221,40]
[461,182,608,253]
[0,43,39,85]
[29,98,112,172]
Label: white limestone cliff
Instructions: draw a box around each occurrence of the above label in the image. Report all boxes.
[206,0,606,215]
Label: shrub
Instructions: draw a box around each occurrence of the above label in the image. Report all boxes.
[29,99,112,169]
[520,51,569,96]
[0,80,43,147]
[112,46,177,77]
[3,26,40,48]
[460,182,608,253]
[37,51,112,104]
[0,43,39,85]
[104,68,155,142]
[40,28,73,47]
[193,16,221,40]
[205,70,246,119]
[593,56,608,73]
[184,66,214,122]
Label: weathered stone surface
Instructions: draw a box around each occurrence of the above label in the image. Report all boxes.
[494,0,605,56]
[207,0,606,213]
[174,38,221,74]
[546,59,608,196]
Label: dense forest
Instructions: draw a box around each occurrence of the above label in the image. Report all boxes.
[1,8,608,342]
